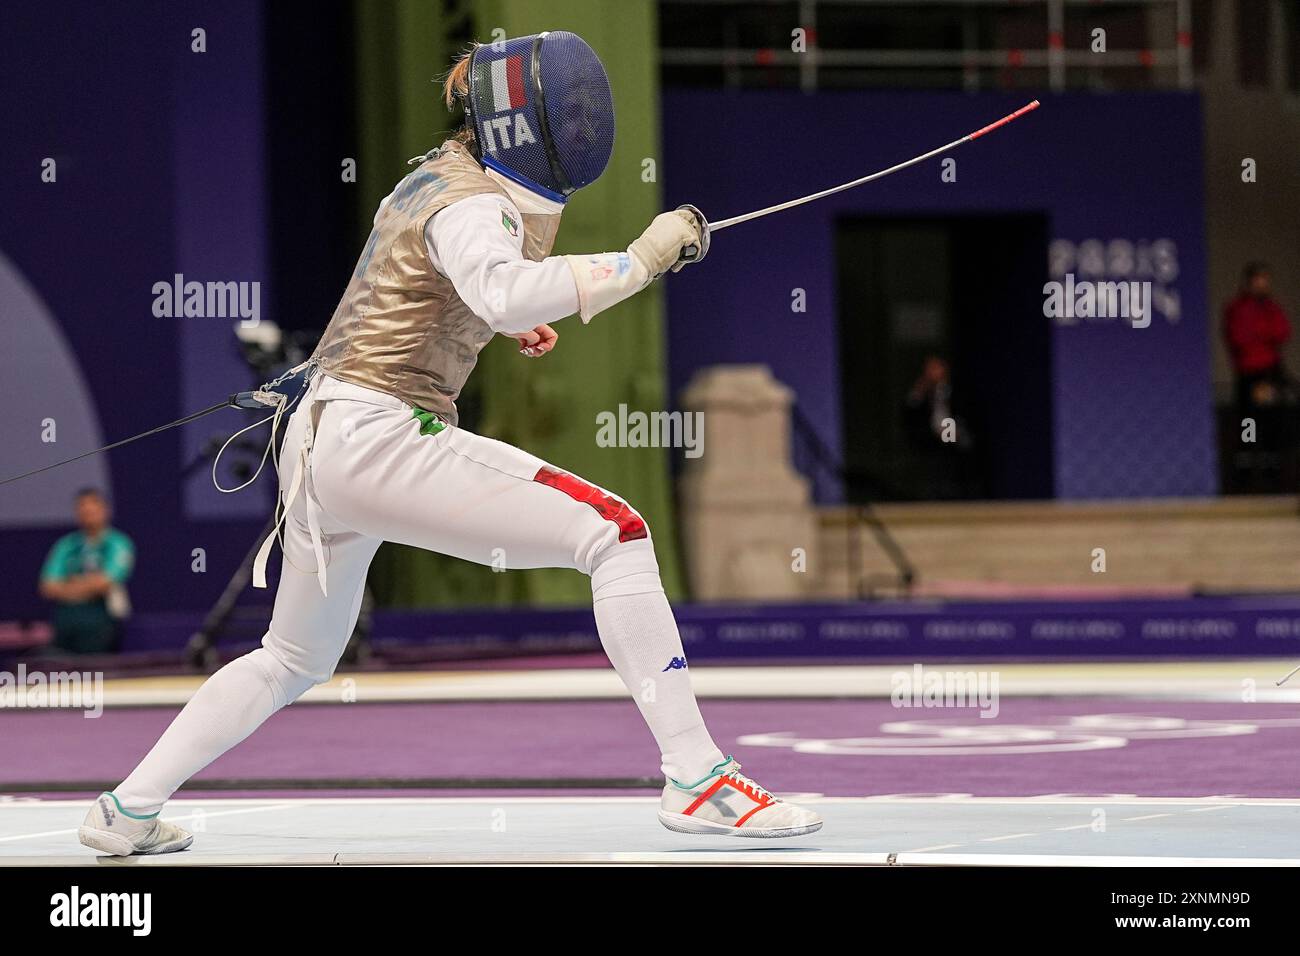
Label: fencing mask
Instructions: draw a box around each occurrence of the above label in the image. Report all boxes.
[464,31,614,203]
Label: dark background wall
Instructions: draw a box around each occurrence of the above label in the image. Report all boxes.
[834,213,1053,501]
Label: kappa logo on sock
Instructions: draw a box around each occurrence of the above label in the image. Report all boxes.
[661,656,688,672]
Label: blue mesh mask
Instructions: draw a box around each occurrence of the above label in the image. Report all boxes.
[465,31,615,204]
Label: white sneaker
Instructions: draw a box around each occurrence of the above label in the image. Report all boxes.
[78,793,193,856]
[659,757,823,838]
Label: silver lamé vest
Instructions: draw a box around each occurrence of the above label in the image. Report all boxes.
[313,140,562,424]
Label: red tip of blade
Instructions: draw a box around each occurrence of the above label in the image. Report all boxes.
[968,100,1041,140]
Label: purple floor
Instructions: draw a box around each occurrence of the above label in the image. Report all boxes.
[7,697,1300,798]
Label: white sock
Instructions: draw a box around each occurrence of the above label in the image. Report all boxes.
[591,570,725,783]
[113,647,314,814]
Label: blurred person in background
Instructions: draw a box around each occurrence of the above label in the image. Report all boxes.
[903,354,979,499]
[1225,262,1291,410]
[1224,262,1296,489]
[38,488,134,655]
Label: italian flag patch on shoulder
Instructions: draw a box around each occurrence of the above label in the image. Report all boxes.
[500,206,519,237]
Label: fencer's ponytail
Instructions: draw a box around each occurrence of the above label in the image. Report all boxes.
[442,46,478,147]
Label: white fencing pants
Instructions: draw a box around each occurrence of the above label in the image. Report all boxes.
[114,375,722,812]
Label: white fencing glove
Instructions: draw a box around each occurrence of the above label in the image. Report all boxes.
[564,209,705,323]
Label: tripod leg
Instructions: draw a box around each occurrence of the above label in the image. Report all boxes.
[186,516,278,671]
[341,586,374,666]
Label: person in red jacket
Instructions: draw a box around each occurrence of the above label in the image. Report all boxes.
[1224,262,1291,410]
[1224,262,1296,490]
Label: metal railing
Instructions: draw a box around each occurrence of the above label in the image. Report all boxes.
[661,0,1194,92]
[789,403,917,598]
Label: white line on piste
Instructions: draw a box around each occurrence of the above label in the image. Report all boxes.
[978,833,1038,842]
[890,853,1299,867]
[901,843,965,852]
[1121,813,1174,822]
[0,802,297,843]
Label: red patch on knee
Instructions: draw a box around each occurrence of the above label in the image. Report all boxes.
[533,466,647,543]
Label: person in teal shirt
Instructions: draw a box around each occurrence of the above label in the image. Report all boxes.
[38,488,135,654]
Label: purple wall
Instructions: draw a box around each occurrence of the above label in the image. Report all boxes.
[662,90,1215,500]
[174,3,274,521]
[0,1,271,620]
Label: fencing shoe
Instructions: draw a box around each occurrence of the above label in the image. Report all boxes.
[78,792,193,856]
[659,757,822,838]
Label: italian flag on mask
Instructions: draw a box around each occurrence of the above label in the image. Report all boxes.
[479,54,527,115]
